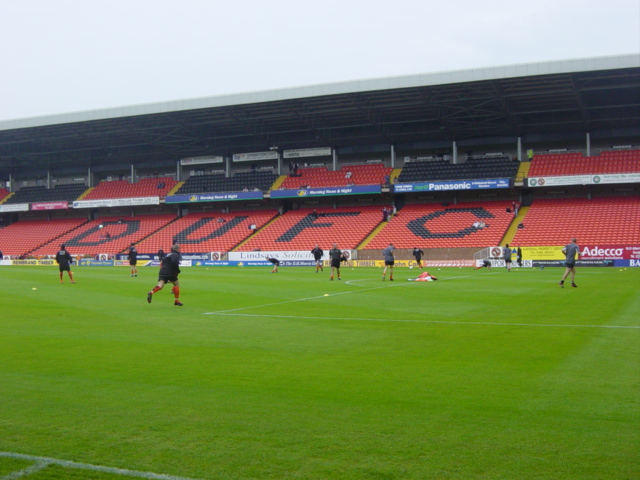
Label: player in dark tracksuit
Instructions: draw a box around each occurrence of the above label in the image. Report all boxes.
[329,244,342,281]
[147,244,183,306]
[55,244,75,284]
[266,257,280,273]
[311,245,324,273]
[412,247,424,269]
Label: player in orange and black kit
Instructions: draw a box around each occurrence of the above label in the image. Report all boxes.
[147,244,183,306]
[128,243,138,277]
[55,244,75,284]
[311,245,324,273]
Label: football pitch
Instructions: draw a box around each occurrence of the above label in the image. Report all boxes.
[1,265,639,480]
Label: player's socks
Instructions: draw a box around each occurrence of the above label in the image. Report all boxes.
[390,276,393,281]
[152,286,161,294]
[330,275,334,280]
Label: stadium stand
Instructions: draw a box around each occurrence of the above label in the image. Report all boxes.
[3,184,88,204]
[30,214,177,256]
[396,157,519,183]
[175,170,278,195]
[134,210,279,253]
[528,150,640,177]
[511,197,640,246]
[237,206,383,251]
[83,178,178,200]
[365,201,515,249]
[280,164,393,189]
[0,217,88,256]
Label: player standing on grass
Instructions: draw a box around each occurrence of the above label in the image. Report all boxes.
[56,244,75,284]
[311,244,324,272]
[128,243,138,277]
[559,238,580,288]
[147,244,183,306]
[503,244,512,272]
[382,243,395,281]
[412,247,424,269]
[329,243,342,280]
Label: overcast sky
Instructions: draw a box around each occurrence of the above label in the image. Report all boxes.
[1,0,638,122]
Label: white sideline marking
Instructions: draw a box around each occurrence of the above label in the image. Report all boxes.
[0,452,203,480]
[208,313,640,329]
[204,272,491,315]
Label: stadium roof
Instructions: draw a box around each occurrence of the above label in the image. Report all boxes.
[1,54,638,177]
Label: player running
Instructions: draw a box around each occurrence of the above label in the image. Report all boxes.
[147,244,183,306]
[311,244,324,273]
[55,244,75,284]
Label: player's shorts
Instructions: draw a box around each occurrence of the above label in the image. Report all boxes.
[385,260,395,266]
[314,257,322,262]
[414,257,422,262]
[59,265,70,272]
[129,260,137,266]
[271,259,280,266]
[158,274,178,283]
[565,261,575,269]
[331,259,341,268]
[504,259,512,263]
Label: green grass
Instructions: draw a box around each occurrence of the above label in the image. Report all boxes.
[1,265,639,480]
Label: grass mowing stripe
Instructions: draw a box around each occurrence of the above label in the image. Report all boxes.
[0,453,202,480]
[209,312,640,329]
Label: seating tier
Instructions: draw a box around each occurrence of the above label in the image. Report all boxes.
[281,164,392,189]
[0,218,87,256]
[237,206,383,251]
[84,178,177,200]
[366,202,514,249]
[512,197,640,246]
[30,214,177,256]
[134,210,279,253]
[528,150,640,177]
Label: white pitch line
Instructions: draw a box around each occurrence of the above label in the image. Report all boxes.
[0,452,203,480]
[209,312,640,329]
[1,461,48,480]
[204,272,493,315]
